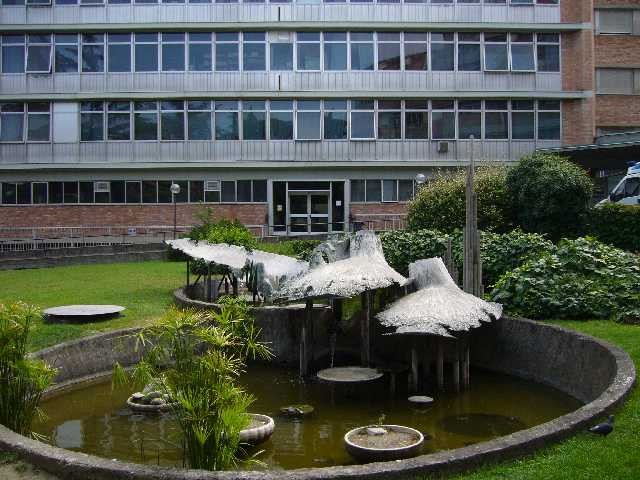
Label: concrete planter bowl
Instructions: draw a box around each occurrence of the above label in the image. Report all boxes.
[239,414,275,445]
[126,395,178,414]
[344,425,424,462]
[0,318,635,480]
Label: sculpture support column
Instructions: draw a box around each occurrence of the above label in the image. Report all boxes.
[300,299,313,378]
[360,291,371,367]
[437,340,444,391]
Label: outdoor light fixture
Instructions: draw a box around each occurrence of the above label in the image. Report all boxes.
[170,183,181,239]
[415,173,426,185]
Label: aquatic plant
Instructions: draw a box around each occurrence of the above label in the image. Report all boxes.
[113,302,271,471]
[0,302,56,435]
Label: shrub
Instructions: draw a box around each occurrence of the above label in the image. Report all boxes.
[450,229,555,289]
[490,237,640,320]
[588,203,640,253]
[256,239,321,261]
[506,153,593,240]
[379,229,451,276]
[407,166,511,233]
[0,302,56,435]
[113,304,271,471]
[189,208,257,251]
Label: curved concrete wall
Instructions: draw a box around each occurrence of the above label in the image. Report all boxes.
[0,317,635,480]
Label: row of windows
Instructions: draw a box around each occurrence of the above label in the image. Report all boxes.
[351,179,415,203]
[596,69,640,95]
[0,32,561,74]
[0,179,267,204]
[0,99,562,142]
[1,0,559,6]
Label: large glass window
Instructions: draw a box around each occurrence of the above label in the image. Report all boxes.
[107,101,131,140]
[242,100,266,140]
[54,34,78,73]
[108,33,131,72]
[398,179,414,202]
[382,179,398,202]
[485,100,509,139]
[365,179,381,202]
[160,100,185,140]
[377,32,401,71]
[324,32,347,71]
[270,100,294,140]
[350,32,374,71]
[537,100,561,140]
[26,102,50,142]
[404,33,428,71]
[458,100,481,140]
[377,100,401,139]
[80,101,104,141]
[187,100,212,140]
[135,33,158,72]
[270,33,293,71]
[162,33,185,71]
[405,100,428,139]
[26,34,52,73]
[243,32,266,71]
[323,99,348,140]
[215,100,239,140]
[458,33,481,71]
[431,32,454,71]
[511,33,535,72]
[0,103,24,142]
[134,101,158,140]
[296,100,321,140]
[1,35,25,73]
[511,100,535,139]
[142,180,158,203]
[82,34,104,73]
[215,33,239,71]
[350,179,365,202]
[431,100,455,139]
[297,32,321,70]
[351,100,375,140]
[188,33,212,71]
[484,32,508,71]
[537,33,560,72]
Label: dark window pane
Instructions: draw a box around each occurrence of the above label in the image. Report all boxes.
[162,43,185,71]
[398,180,414,201]
[33,183,48,204]
[431,43,454,71]
[110,181,125,203]
[215,112,239,140]
[55,45,78,72]
[142,180,157,203]
[538,112,560,140]
[458,112,481,140]
[189,181,204,202]
[189,43,212,71]
[161,111,185,140]
[242,111,266,140]
[158,181,172,203]
[378,111,401,139]
[252,180,267,202]
[237,180,252,202]
[458,44,481,71]
[79,182,93,203]
[188,112,212,140]
[270,111,293,140]
[221,181,236,202]
[324,43,347,70]
[512,112,535,139]
[324,111,347,139]
[485,112,509,139]
[82,45,104,72]
[405,112,428,139]
[49,182,63,204]
[350,180,365,202]
[1,183,16,204]
[108,44,131,72]
[63,181,78,203]
[134,113,158,140]
[365,180,381,202]
[126,181,141,203]
[270,43,293,70]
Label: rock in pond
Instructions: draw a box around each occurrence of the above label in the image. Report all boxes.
[279,404,314,418]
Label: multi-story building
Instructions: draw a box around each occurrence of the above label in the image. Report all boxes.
[0,1,611,236]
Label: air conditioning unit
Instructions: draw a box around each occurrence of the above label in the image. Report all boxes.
[94,181,110,192]
[437,141,449,153]
[205,180,220,191]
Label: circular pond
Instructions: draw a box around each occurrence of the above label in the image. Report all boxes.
[34,364,581,470]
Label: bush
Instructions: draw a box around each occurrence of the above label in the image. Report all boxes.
[490,237,640,320]
[0,302,56,435]
[407,166,511,234]
[506,153,593,240]
[189,208,257,251]
[113,304,271,471]
[588,203,640,253]
[379,229,451,275]
[450,229,555,289]
[256,239,321,261]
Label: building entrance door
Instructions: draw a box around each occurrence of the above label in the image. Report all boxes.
[288,192,330,234]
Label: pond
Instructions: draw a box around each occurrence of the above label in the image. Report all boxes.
[34,364,581,471]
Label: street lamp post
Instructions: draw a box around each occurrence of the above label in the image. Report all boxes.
[170,183,181,239]
[414,173,426,194]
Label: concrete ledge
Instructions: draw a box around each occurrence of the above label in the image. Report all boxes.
[0,318,635,480]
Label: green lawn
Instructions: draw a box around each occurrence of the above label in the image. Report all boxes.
[0,261,638,479]
[0,261,184,351]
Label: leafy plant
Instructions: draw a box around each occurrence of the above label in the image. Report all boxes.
[379,229,451,276]
[588,203,640,253]
[450,229,555,289]
[0,302,56,435]
[490,237,640,320]
[407,166,511,233]
[113,302,271,471]
[506,153,593,240]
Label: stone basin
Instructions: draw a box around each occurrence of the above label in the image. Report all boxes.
[344,425,424,462]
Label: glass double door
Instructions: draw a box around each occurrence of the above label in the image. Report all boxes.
[289,192,330,233]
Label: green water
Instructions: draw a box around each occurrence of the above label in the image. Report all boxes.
[34,365,581,471]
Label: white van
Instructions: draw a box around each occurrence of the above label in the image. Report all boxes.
[600,163,640,206]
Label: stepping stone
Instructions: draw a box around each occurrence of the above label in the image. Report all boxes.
[408,395,434,405]
[43,305,125,323]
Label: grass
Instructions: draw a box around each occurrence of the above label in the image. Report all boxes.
[0,262,638,478]
[0,261,184,351]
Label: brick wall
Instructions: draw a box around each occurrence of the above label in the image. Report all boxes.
[595,0,640,7]
[596,95,640,126]
[596,36,640,67]
[563,98,597,145]
[349,203,408,216]
[562,0,594,23]
[0,204,268,229]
